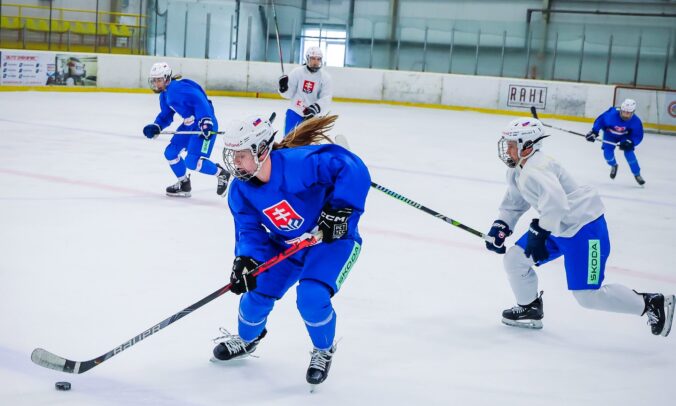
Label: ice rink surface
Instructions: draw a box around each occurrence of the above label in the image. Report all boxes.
[1,91,675,405]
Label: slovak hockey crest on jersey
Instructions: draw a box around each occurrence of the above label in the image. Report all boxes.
[302,80,315,94]
[263,200,305,231]
[608,125,627,135]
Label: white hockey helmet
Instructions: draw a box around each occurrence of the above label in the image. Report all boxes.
[498,118,548,168]
[148,62,172,93]
[620,98,636,113]
[221,115,276,181]
[305,46,323,72]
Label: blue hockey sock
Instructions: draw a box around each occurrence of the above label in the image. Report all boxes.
[238,292,275,342]
[297,279,336,350]
[624,150,641,175]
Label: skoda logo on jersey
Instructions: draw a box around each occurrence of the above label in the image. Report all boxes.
[263,200,305,231]
[302,80,315,94]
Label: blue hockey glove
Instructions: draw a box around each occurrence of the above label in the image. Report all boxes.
[523,219,551,263]
[585,130,598,142]
[278,75,289,93]
[198,117,214,139]
[485,220,512,254]
[317,205,353,243]
[143,123,161,139]
[230,256,260,295]
[619,139,634,151]
[302,103,321,119]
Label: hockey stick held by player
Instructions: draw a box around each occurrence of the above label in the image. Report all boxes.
[213,114,370,388]
[485,117,674,334]
[142,62,230,197]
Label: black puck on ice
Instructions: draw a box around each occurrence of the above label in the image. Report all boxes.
[55,381,71,391]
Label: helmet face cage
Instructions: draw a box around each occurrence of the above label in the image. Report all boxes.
[220,116,275,181]
[222,139,272,181]
[148,62,172,93]
[305,46,323,72]
[498,118,547,168]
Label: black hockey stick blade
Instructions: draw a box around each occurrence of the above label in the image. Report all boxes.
[530,106,539,119]
[30,235,320,374]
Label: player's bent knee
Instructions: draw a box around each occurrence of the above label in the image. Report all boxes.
[572,289,602,309]
[184,154,201,170]
[296,279,332,322]
[503,245,533,276]
[164,144,180,160]
[239,291,276,323]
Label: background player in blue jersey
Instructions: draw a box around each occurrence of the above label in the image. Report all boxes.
[142,62,230,197]
[485,118,673,335]
[585,98,645,185]
[211,114,370,387]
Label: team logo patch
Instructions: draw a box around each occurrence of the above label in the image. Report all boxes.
[302,80,315,94]
[263,200,305,231]
[253,118,262,126]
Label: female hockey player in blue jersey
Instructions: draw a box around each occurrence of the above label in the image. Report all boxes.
[485,117,673,336]
[142,62,230,197]
[585,98,645,185]
[211,114,370,387]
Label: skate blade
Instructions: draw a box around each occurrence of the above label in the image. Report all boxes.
[502,318,543,329]
[209,354,251,363]
[661,295,675,337]
[309,384,319,393]
[166,192,191,198]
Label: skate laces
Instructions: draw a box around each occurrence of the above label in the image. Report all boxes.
[212,328,247,353]
[308,348,332,371]
[510,305,526,314]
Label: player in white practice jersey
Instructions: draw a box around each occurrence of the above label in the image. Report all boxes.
[484,118,674,335]
[278,46,333,136]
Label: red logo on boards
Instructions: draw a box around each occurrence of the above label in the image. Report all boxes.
[302,80,315,94]
[262,200,305,231]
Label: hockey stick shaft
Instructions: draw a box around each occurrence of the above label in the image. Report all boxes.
[271,1,285,74]
[530,107,618,146]
[31,233,319,374]
[370,181,491,242]
[160,113,277,135]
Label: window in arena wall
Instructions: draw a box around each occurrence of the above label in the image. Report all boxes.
[300,26,346,68]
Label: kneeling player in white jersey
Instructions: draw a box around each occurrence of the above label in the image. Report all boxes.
[484,118,674,336]
[278,46,333,136]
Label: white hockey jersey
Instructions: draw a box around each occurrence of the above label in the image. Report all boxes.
[279,65,333,116]
[497,152,605,237]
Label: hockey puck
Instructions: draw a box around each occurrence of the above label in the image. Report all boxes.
[55,381,71,391]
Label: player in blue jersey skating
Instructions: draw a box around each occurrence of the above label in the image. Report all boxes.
[210,114,370,387]
[585,99,646,185]
[142,62,230,197]
[485,118,673,335]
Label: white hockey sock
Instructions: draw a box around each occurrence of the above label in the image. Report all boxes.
[572,284,645,315]
[504,246,539,305]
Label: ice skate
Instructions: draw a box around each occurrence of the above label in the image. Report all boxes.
[502,291,544,329]
[640,293,675,337]
[166,175,191,197]
[634,174,646,186]
[216,164,230,196]
[210,328,267,362]
[609,165,618,179]
[307,344,337,392]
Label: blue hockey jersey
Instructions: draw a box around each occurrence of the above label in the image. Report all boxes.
[227,144,371,261]
[153,78,217,129]
[592,107,643,146]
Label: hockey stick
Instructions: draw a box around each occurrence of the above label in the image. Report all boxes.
[160,113,277,136]
[31,231,319,375]
[529,107,618,146]
[332,135,491,243]
[370,181,491,242]
[271,0,285,75]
